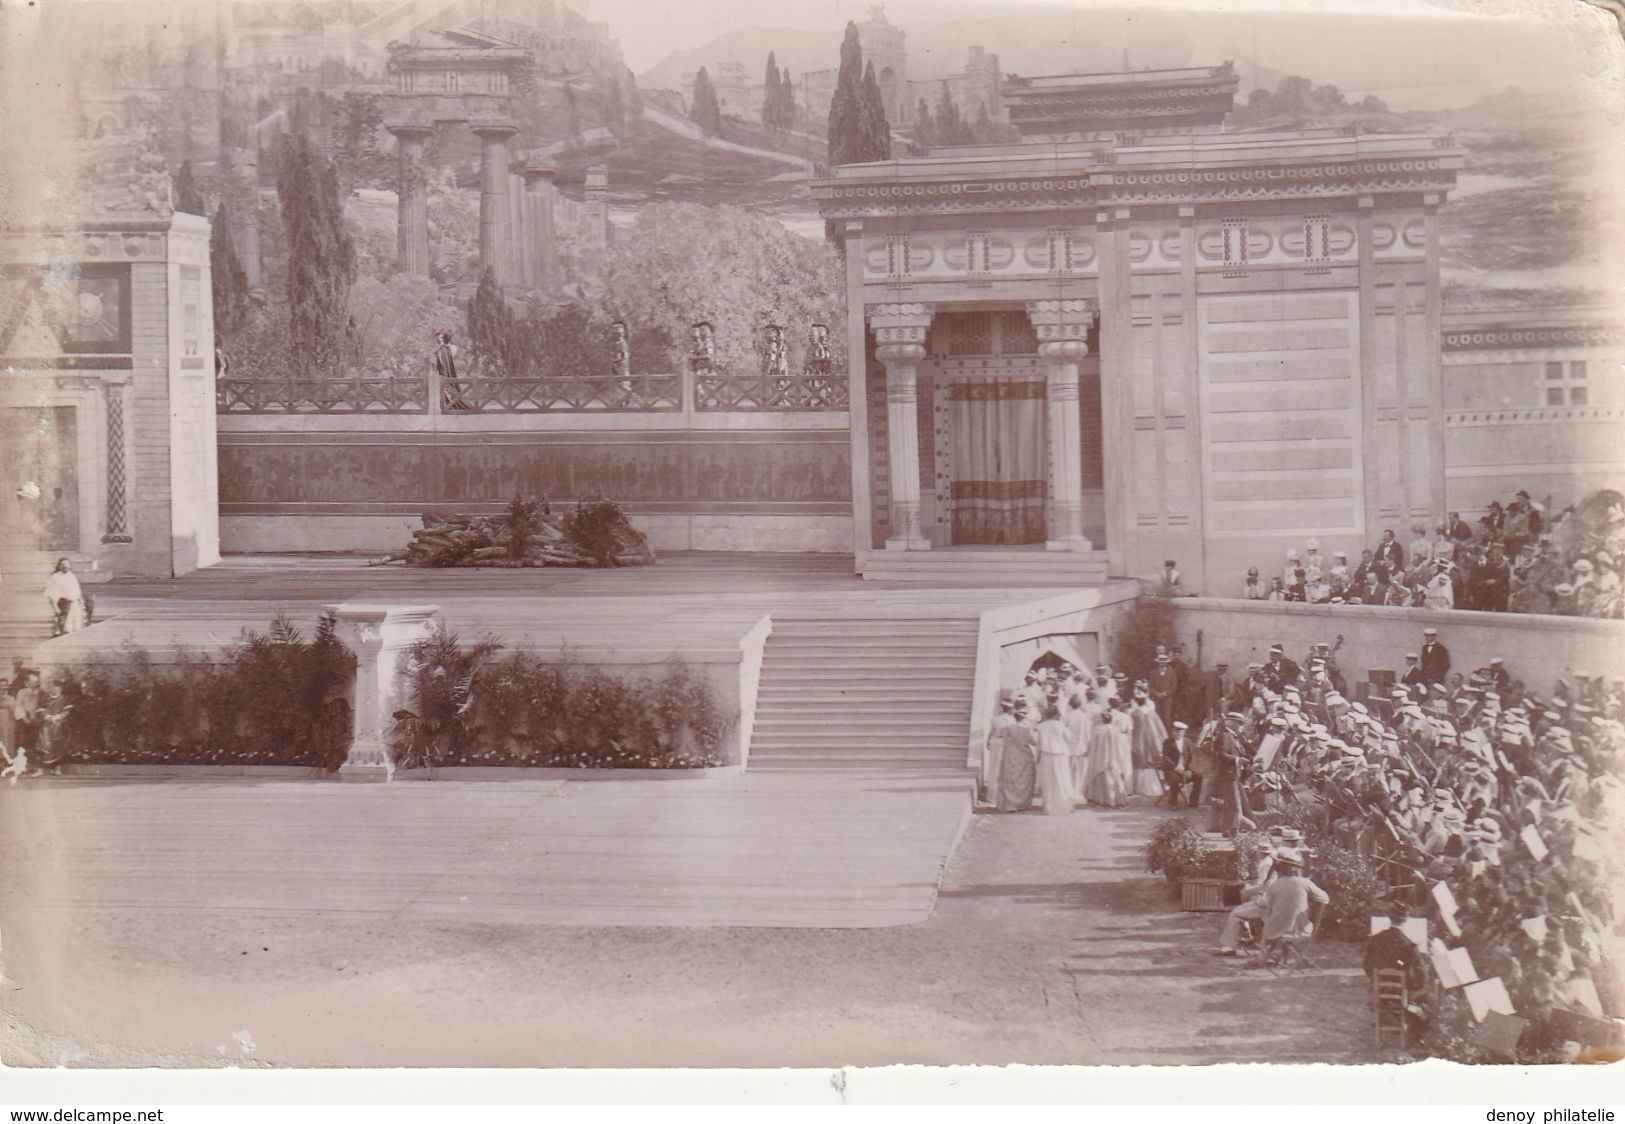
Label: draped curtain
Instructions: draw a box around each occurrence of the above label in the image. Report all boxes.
[949,377,1046,545]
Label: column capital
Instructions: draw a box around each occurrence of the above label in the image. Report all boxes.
[875,342,927,365]
[387,123,435,142]
[323,602,441,648]
[1038,340,1089,361]
[523,161,557,182]
[1025,298,1097,347]
[469,120,520,140]
[868,302,932,348]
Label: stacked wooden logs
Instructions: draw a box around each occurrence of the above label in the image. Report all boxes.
[372,508,656,568]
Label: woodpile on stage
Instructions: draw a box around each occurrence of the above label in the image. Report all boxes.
[371,498,656,568]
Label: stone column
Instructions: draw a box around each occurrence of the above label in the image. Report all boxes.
[324,603,441,782]
[471,121,519,285]
[1027,298,1098,552]
[388,125,433,277]
[869,302,934,551]
[875,342,930,551]
[522,162,558,293]
[1039,340,1093,551]
[508,171,525,287]
[584,164,609,251]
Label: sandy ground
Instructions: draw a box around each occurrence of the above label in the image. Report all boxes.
[0,786,1375,1069]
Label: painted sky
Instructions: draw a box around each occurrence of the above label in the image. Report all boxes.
[596,0,1618,111]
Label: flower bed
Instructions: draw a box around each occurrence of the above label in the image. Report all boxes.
[49,614,356,768]
[388,626,734,771]
[37,616,734,773]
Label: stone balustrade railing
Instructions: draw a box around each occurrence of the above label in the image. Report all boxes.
[217,366,850,415]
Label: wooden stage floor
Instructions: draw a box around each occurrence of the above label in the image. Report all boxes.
[38,552,1090,662]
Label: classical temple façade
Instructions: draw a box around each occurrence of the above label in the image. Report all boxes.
[813,62,1467,589]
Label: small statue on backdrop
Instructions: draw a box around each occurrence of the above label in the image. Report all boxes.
[807,322,832,373]
[763,324,790,380]
[609,321,632,402]
[689,320,716,372]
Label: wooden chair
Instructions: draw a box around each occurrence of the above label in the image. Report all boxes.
[1371,968,1410,1052]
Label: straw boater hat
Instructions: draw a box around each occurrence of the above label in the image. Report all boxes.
[1469,818,1505,845]
[1272,847,1305,869]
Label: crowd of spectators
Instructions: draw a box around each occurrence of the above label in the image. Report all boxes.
[1190,628,1620,1061]
[1238,489,1625,620]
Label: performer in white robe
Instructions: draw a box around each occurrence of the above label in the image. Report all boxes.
[1035,706,1073,815]
[1081,708,1123,807]
[1129,692,1168,798]
[43,558,85,635]
[1063,694,1092,806]
[983,696,1016,807]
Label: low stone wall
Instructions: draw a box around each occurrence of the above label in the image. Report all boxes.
[1165,597,1625,691]
[216,409,855,555]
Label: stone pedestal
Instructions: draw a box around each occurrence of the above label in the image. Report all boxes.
[324,603,441,782]
[875,342,931,551]
[1039,339,1093,551]
[388,125,433,277]
[471,121,519,285]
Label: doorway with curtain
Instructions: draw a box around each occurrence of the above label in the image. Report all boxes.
[947,376,1046,545]
[924,309,1049,546]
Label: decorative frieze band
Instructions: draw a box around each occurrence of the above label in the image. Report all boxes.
[1442,326,1625,352]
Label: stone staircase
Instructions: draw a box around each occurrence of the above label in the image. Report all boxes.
[861,548,1110,585]
[747,612,982,773]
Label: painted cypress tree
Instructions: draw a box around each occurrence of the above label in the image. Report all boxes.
[173,161,206,215]
[937,82,968,145]
[913,98,935,149]
[275,125,357,374]
[826,21,865,165]
[210,201,251,341]
[859,61,892,161]
[762,52,781,132]
[779,69,798,131]
[689,66,723,135]
[465,266,514,374]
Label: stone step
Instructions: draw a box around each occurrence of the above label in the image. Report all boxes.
[748,754,970,770]
[860,551,1109,585]
[760,652,975,672]
[754,727,968,747]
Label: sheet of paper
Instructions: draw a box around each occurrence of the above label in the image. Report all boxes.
[1255,732,1283,772]
[1567,976,1604,1018]
[1447,946,1479,987]
[1521,825,1549,861]
[1470,1010,1527,1056]
[1374,916,1428,947]
[1521,915,1548,942]
[1463,977,1515,1023]
[1431,882,1462,937]
[1430,939,1462,989]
